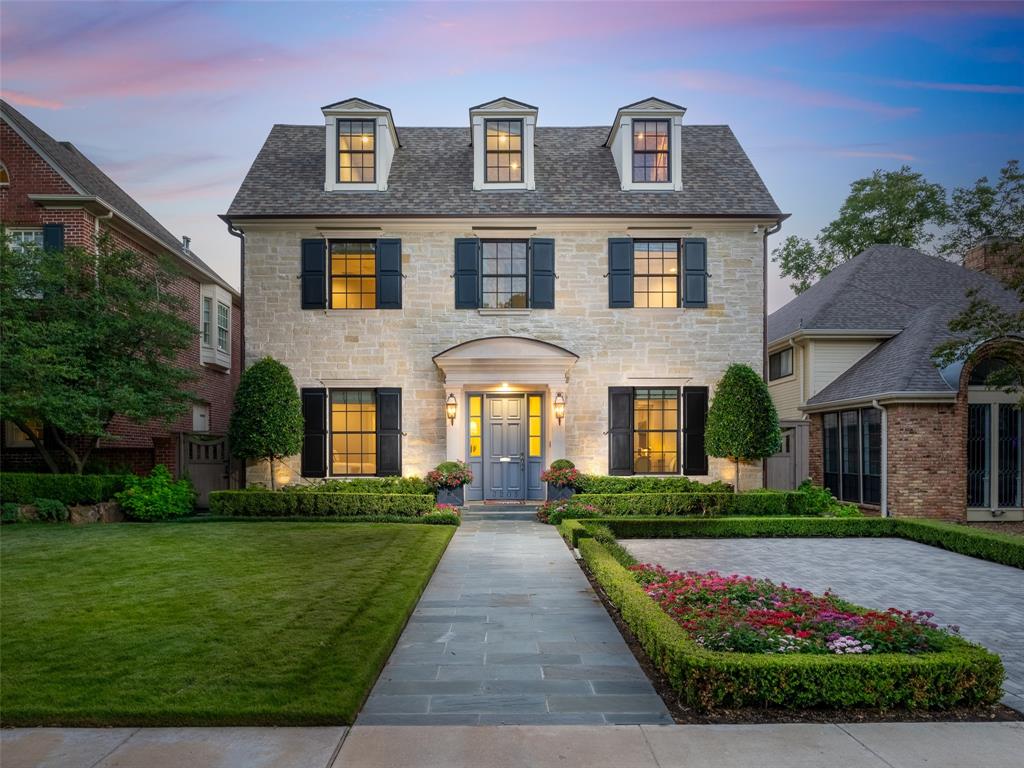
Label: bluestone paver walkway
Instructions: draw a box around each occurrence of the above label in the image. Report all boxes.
[623,537,1024,712]
[358,505,671,724]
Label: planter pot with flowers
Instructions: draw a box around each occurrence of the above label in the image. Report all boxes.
[541,459,581,502]
[427,460,473,507]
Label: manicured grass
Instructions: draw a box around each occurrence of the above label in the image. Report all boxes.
[0,521,454,726]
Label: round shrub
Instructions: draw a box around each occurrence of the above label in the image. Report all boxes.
[550,459,575,470]
[426,461,473,489]
[1,502,22,523]
[33,498,68,522]
[115,465,195,521]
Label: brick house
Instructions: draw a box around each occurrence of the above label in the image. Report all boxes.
[0,100,242,503]
[766,243,1023,522]
[223,96,786,496]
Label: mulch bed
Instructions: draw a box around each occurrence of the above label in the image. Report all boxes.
[967,521,1024,537]
[569,542,1022,725]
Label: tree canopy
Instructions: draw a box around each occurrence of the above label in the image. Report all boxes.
[1,233,197,473]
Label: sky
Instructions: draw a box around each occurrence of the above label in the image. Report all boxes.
[2,0,1022,310]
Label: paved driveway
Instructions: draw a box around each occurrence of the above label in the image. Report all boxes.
[623,537,1024,712]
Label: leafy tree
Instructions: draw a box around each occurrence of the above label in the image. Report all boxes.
[933,160,1024,392]
[228,356,303,490]
[704,363,781,491]
[0,232,196,473]
[774,166,948,293]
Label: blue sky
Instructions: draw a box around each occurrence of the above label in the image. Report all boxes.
[2,0,1022,308]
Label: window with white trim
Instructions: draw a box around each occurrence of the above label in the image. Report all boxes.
[217,301,229,353]
[768,349,793,381]
[7,228,43,251]
[202,297,212,346]
[199,284,232,370]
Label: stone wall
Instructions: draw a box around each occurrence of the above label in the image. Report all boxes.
[242,222,765,488]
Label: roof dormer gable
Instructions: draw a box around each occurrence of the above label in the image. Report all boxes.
[322,98,400,192]
[605,97,686,192]
[469,97,538,191]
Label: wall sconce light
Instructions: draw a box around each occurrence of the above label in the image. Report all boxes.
[553,392,566,425]
[445,393,458,426]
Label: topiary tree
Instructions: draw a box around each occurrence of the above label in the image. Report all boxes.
[228,357,303,490]
[704,363,782,491]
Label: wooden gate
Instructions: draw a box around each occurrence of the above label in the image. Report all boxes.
[766,420,809,490]
[180,434,231,508]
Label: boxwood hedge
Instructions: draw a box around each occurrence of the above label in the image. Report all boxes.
[571,491,809,517]
[0,473,128,505]
[579,536,1004,710]
[572,475,731,494]
[209,490,435,518]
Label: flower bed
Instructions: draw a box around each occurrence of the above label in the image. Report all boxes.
[631,566,957,655]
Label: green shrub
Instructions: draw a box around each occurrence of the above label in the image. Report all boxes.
[895,520,1024,569]
[579,537,1003,710]
[572,475,730,494]
[209,490,435,518]
[33,498,69,522]
[421,510,462,526]
[284,477,431,495]
[790,480,862,517]
[569,491,807,518]
[115,465,195,521]
[178,513,458,526]
[595,516,894,539]
[550,459,575,470]
[540,498,602,525]
[1,502,22,523]
[0,473,127,505]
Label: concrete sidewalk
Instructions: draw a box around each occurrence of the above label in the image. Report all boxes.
[3,723,1022,768]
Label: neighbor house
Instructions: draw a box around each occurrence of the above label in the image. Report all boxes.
[0,100,242,504]
[766,243,1023,522]
[223,97,785,499]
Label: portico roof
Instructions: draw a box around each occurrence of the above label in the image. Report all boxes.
[433,336,578,386]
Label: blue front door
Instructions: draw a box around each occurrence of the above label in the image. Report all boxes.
[486,395,525,500]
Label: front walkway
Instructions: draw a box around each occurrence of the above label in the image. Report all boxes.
[358,505,671,724]
[623,537,1024,712]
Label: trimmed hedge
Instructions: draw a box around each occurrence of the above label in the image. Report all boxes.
[580,536,1004,710]
[572,475,731,494]
[572,491,809,518]
[893,519,1024,569]
[180,512,460,526]
[209,490,435,518]
[0,473,128,505]
[283,477,432,495]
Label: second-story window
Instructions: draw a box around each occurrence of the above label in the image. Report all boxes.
[481,240,527,308]
[485,119,522,183]
[632,119,670,182]
[634,241,679,308]
[768,349,793,380]
[202,297,212,346]
[331,241,377,309]
[337,119,375,183]
[217,302,230,352]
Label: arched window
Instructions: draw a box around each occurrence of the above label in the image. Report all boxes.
[969,356,1022,386]
[0,162,10,186]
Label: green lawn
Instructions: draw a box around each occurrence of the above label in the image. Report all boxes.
[0,521,454,726]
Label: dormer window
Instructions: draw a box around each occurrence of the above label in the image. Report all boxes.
[337,119,376,183]
[632,120,670,183]
[485,120,523,183]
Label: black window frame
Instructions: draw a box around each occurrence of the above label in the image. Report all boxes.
[336,118,376,184]
[631,386,681,475]
[632,119,671,183]
[329,239,377,310]
[768,348,793,381]
[329,388,378,477]
[822,408,882,506]
[480,239,529,309]
[632,240,680,309]
[485,118,524,184]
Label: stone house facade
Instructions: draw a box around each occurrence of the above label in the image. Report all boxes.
[0,100,242,502]
[226,97,786,497]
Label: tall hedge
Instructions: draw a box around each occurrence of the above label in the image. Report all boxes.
[0,473,127,505]
[705,363,781,490]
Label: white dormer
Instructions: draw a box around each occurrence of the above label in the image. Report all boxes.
[470,97,537,191]
[322,98,400,192]
[604,97,685,192]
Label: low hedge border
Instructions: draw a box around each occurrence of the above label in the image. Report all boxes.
[0,473,128,505]
[180,512,460,526]
[565,516,1024,570]
[570,491,819,518]
[208,491,435,518]
[579,536,1004,711]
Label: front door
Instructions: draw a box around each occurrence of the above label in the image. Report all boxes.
[486,395,525,500]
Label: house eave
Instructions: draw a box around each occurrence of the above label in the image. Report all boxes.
[800,391,956,413]
[767,328,903,352]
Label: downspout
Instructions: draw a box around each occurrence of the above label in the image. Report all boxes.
[871,399,889,517]
[763,220,783,488]
[225,221,245,488]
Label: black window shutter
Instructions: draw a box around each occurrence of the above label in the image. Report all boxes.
[376,388,402,476]
[608,238,634,308]
[300,388,327,478]
[42,223,64,252]
[300,239,327,309]
[682,386,709,475]
[682,238,708,308]
[529,238,555,309]
[608,387,634,475]
[376,239,402,309]
[454,238,480,309]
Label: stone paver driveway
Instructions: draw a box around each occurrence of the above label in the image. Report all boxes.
[359,506,670,725]
[623,537,1024,712]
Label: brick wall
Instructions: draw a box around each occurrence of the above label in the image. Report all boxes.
[807,412,823,486]
[885,401,965,520]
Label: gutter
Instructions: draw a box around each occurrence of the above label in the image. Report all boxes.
[767,328,903,352]
[800,390,955,413]
[224,221,246,489]
[763,219,783,489]
[871,399,889,518]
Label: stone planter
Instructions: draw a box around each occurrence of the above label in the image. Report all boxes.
[436,485,465,506]
[547,483,575,501]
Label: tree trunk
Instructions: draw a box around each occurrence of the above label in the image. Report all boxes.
[49,427,87,474]
[734,457,741,492]
[15,419,60,473]
[268,456,277,491]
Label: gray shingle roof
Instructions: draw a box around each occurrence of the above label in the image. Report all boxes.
[1,100,236,295]
[765,245,1022,406]
[226,124,782,218]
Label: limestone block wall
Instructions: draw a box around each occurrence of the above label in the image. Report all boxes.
[242,221,765,489]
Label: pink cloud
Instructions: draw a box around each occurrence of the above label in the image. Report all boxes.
[1,90,65,110]
[882,79,1024,95]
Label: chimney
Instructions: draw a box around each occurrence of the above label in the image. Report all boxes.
[181,235,191,253]
[963,237,1021,287]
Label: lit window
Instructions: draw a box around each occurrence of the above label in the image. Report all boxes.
[216,302,229,352]
[633,241,678,308]
[202,297,212,346]
[768,349,793,381]
[633,388,679,474]
[4,419,41,448]
[632,120,670,182]
[330,241,376,309]
[485,119,522,183]
[528,395,542,458]
[0,162,9,185]
[330,390,376,475]
[337,119,376,183]
[481,240,527,308]
[468,395,482,458]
